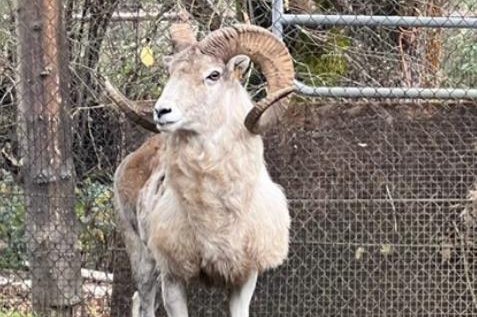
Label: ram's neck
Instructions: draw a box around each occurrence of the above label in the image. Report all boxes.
[163,128,264,215]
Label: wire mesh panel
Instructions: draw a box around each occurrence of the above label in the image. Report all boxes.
[270,0,477,98]
[1,0,477,316]
[259,102,477,316]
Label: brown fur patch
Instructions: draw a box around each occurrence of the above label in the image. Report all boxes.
[115,134,164,209]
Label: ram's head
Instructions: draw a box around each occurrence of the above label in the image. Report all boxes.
[105,19,295,135]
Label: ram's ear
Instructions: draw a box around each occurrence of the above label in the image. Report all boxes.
[226,55,251,80]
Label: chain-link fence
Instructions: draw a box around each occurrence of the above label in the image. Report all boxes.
[1,0,476,316]
[272,0,477,98]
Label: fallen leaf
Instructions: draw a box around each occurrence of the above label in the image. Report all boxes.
[140,46,155,67]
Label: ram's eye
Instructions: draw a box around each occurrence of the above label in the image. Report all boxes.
[206,71,221,81]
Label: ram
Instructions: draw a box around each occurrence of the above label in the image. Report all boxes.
[110,18,295,317]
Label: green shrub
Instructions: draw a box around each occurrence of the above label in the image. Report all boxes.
[292,27,350,86]
[75,178,116,270]
[0,170,116,271]
[0,310,35,317]
[0,170,27,270]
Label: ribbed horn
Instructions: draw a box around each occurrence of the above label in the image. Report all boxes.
[198,25,295,134]
[102,77,158,133]
[100,10,198,132]
[170,10,197,52]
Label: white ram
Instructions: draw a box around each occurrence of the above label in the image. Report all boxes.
[109,18,295,317]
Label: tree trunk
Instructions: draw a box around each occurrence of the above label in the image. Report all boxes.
[15,0,82,315]
[110,231,135,317]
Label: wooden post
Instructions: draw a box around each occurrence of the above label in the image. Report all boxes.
[15,0,82,315]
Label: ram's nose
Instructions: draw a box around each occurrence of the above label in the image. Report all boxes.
[155,107,172,119]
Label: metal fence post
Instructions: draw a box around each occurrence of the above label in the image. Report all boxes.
[272,2,477,99]
[271,0,284,37]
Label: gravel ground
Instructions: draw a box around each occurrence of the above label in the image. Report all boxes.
[1,270,112,317]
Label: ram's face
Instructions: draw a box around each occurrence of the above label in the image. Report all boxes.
[153,48,250,134]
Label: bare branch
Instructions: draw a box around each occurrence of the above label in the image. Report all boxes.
[73,10,181,22]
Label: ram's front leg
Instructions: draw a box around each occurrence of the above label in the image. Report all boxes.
[123,229,159,317]
[229,271,258,317]
[136,255,159,317]
[162,273,188,317]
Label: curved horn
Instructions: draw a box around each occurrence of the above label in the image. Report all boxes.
[198,25,295,134]
[101,77,158,133]
[100,10,197,133]
[170,10,197,52]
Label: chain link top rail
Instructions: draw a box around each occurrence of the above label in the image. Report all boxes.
[272,0,477,99]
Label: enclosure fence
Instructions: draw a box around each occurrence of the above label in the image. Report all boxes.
[1,0,477,316]
[272,0,477,98]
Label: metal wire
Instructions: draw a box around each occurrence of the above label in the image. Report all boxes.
[273,0,477,99]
